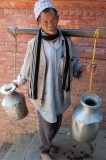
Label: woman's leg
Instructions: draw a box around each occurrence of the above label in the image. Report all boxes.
[38,112,63,153]
[52,114,63,139]
[38,112,53,153]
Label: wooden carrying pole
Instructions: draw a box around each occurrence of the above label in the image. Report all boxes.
[7,26,106,38]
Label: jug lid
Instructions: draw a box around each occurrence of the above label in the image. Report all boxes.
[0,83,16,95]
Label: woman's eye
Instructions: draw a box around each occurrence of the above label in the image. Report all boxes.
[43,21,48,24]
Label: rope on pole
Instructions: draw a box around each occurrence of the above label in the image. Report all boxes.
[88,29,100,93]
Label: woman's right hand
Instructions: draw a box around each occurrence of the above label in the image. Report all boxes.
[12,80,21,88]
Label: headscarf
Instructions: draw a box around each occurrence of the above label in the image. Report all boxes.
[34,0,57,20]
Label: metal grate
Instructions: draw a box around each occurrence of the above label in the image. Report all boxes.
[0,143,13,160]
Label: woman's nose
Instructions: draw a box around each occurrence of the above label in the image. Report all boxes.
[48,21,54,27]
[48,23,53,28]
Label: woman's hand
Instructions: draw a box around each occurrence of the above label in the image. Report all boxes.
[79,63,97,73]
[12,80,21,88]
[85,63,97,73]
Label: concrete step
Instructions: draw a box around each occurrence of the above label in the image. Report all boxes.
[0,143,13,160]
[2,134,34,160]
[19,132,40,160]
[1,126,106,160]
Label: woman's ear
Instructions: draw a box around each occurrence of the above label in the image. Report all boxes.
[57,15,59,21]
[57,15,59,23]
[36,20,41,28]
[36,21,39,26]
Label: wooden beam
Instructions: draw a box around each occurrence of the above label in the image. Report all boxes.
[7,26,106,39]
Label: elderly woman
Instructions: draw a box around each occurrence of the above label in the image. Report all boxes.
[13,0,97,160]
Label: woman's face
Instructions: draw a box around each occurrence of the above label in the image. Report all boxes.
[38,9,59,35]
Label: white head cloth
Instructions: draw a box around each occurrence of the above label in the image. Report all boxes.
[34,0,56,20]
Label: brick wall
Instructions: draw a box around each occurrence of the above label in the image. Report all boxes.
[0,0,106,142]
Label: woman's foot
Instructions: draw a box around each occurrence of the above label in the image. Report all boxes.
[50,144,58,153]
[40,153,53,160]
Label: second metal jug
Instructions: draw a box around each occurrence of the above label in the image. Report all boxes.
[71,94,103,143]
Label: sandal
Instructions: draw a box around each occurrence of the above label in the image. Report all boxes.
[50,144,59,153]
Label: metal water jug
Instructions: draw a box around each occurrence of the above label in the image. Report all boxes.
[0,83,28,121]
[72,94,103,143]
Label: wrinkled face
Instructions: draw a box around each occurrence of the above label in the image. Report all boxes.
[37,9,59,35]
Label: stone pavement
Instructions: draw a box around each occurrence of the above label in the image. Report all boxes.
[53,126,106,160]
[1,126,106,160]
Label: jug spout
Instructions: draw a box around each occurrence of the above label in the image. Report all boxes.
[81,94,102,110]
